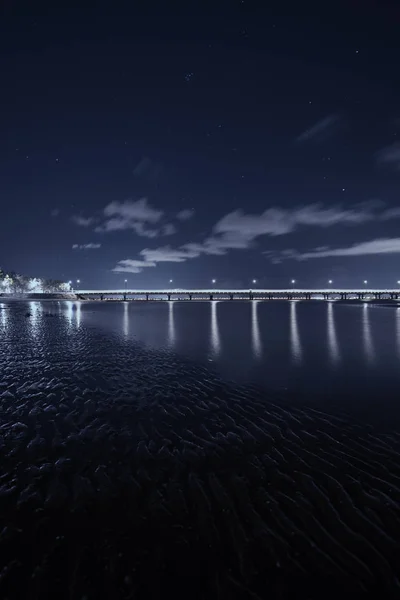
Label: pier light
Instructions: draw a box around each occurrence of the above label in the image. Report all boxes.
[252,279,257,284]
[169,279,173,283]
[397,281,400,285]
[291,279,295,284]
[124,279,127,291]
[212,279,216,284]
[364,280,368,285]
[328,280,333,284]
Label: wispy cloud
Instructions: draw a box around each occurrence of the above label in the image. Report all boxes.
[112,201,390,273]
[376,142,400,171]
[72,243,101,250]
[112,259,157,273]
[270,238,400,261]
[296,114,340,143]
[140,245,200,263]
[176,208,195,221]
[213,202,376,241]
[95,198,163,236]
[72,215,97,227]
[162,223,177,236]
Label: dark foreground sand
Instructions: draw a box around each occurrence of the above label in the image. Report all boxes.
[0,303,400,599]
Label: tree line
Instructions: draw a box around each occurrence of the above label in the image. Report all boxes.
[0,268,71,294]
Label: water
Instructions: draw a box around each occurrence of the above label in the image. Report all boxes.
[1,299,400,598]
[81,299,400,428]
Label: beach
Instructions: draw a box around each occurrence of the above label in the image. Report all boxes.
[0,301,400,598]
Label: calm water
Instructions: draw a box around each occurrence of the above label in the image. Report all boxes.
[76,299,400,427]
[1,299,400,598]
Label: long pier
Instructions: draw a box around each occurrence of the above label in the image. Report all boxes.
[73,288,400,301]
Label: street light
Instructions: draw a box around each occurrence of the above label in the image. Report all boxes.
[364,280,368,285]
[76,279,80,289]
[291,279,295,289]
[124,279,127,292]
[252,279,257,284]
[169,279,173,284]
[397,281,400,285]
[328,280,333,284]
[212,279,216,284]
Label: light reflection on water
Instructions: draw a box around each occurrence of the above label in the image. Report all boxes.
[0,304,7,330]
[168,301,175,347]
[123,301,129,338]
[327,302,340,365]
[66,301,82,329]
[251,301,262,358]
[29,302,40,339]
[396,308,400,360]
[210,301,221,356]
[362,303,375,365]
[290,301,302,363]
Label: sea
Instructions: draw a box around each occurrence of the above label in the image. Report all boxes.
[1,298,400,599]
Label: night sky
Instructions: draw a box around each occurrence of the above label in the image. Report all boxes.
[2,0,400,289]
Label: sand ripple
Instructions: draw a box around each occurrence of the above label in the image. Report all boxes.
[0,303,399,598]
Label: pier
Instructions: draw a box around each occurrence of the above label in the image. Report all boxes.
[71,288,400,301]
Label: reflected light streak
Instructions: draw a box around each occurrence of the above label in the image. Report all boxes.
[210,300,221,356]
[65,301,81,328]
[0,304,7,330]
[123,301,129,338]
[168,301,175,346]
[362,303,375,364]
[251,301,262,358]
[290,301,302,363]
[396,308,400,360]
[66,301,73,325]
[76,302,82,328]
[29,302,40,338]
[327,302,340,365]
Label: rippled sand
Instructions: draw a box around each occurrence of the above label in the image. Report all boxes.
[0,303,400,599]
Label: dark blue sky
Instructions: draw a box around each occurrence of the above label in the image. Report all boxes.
[1,0,400,289]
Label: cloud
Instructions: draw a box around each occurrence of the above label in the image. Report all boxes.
[270,238,400,262]
[176,208,195,221]
[72,243,101,250]
[380,206,400,219]
[104,198,162,223]
[376,143,400,171]
[112,259,157,273]
[111,202,400,274]
[72,215,96,227]
[51,208,60,217]
[296,114,340,143]
[162,223,177,236]
[96,198,163,235]
[140,245,200,263]
[213,203,375,242]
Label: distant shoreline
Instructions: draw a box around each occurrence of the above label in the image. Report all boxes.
[0,293,78,301]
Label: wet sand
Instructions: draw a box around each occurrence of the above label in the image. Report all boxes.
[0,303,400,598]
